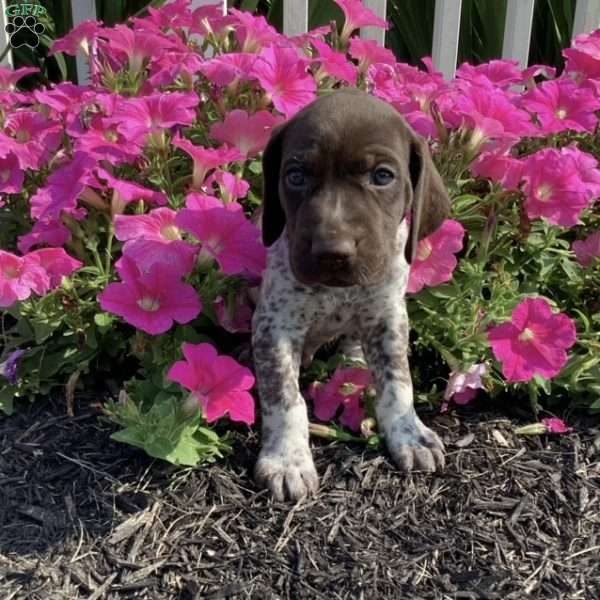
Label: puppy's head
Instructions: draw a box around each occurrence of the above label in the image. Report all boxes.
[261,89,450,287]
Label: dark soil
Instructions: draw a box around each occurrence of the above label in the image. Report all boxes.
[1,397,599,600]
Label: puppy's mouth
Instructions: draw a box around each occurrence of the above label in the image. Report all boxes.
[291,259,363,288]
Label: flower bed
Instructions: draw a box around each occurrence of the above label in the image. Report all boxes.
[0,0,598,464]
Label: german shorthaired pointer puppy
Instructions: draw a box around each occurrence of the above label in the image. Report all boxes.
[252,89,451,501]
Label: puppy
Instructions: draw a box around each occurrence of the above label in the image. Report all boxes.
[252,89,451,501]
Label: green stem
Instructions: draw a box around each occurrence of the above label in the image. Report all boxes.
[104,220,115,278]
[89,243,104,276]
[427,337,461,371]
[528,380,540,417]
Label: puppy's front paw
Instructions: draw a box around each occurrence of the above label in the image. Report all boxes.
[385,417,445,472]
[255,446,319,502]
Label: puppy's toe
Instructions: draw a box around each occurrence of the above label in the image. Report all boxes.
[386,420,445,473]
[255,452,319,502]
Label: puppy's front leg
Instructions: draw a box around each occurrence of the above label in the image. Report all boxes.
[252,309,318,501]
[360,302,445,472]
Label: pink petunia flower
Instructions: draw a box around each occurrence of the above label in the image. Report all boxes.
[521,64,557,84]
[167,342,255,425]
[71,107,143,165]
[407,220,465,294]
[335,0,389,42]
[106,92,199,145]
[541,417,573,434]
[443,363,488,405]
[520,147,599,227]
[118,239,198,279]
[210,110,284,158]
[204,170,250,203]
[26,248,82,287]
[456,59,523,88]
[229,8,281,53]
[197,53,258,87]
[572,231,600,267]
[0,66,38,90]
[50,20,101,56]
[311,39,357,84]
[214,294,253,333]
[176,193,266,277]
[33,83,94,132]
[131,0,192,31]
[349,38,395,71]
[17,219,72,254]
[563,30,600,80]
[114,208,197,276]
[289,25,332,49]
[98,256,202,335]
[368,61,446,138]
[521,78,600,134]
[0,153,24,194]
[146,49,204,88]
[189,3,234,38]
[471,149,523,190]
[172,133,242,189]
[442,81,537,151]
[487,297,576,383]
[0,251,50,308]
[98,25,178,73]
[308,367,373,432]
[114,207,182,243]
[252,44,317,118]
[97,169,167,215]
[562,145,600,198]
[30,153,97,222]
[0,110,63,170]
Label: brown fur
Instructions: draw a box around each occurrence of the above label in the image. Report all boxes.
[261,89,450,282]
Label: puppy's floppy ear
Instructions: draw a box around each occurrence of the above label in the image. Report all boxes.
[261,123,287,247]
[405,134,451,263]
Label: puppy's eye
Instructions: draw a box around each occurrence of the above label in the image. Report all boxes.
[285,167,306,188]
[371,167,395,186]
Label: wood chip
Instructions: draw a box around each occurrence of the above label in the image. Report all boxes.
[455,433,475,448]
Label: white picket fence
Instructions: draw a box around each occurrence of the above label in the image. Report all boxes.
[1,0,600,83]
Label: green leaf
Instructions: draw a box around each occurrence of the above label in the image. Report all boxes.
[107,394,231,467]
[0,385,17,415]
[533,374,551,395]
[94,313,114,328]
[31,319,58,344]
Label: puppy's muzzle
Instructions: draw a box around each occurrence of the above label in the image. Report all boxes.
[311,237,356,270]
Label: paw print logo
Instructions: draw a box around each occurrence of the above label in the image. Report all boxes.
[5,15,45,49]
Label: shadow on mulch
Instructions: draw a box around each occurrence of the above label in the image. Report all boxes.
[0,396,599,600]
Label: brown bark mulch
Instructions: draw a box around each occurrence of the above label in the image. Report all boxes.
[1,396,599,600]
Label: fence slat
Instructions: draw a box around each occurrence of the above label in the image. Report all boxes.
[501,0,535,68]
[283,0,308,37]
[70,0,96,85]
[360,0,387,44]
[573,0,600,37]
[432,0,462,79]
[1,0,14,67]
[188,0,227,14]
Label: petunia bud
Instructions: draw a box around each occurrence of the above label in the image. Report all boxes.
[182,392,200,417]
[360,417,377,438]
[514,423,547,435]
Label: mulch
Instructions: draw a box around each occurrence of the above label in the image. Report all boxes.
[0,396,599,600]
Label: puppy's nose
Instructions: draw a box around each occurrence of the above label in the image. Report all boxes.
[311,238,356,266]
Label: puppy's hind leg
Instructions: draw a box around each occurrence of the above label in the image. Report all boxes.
[338,331,366,365]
